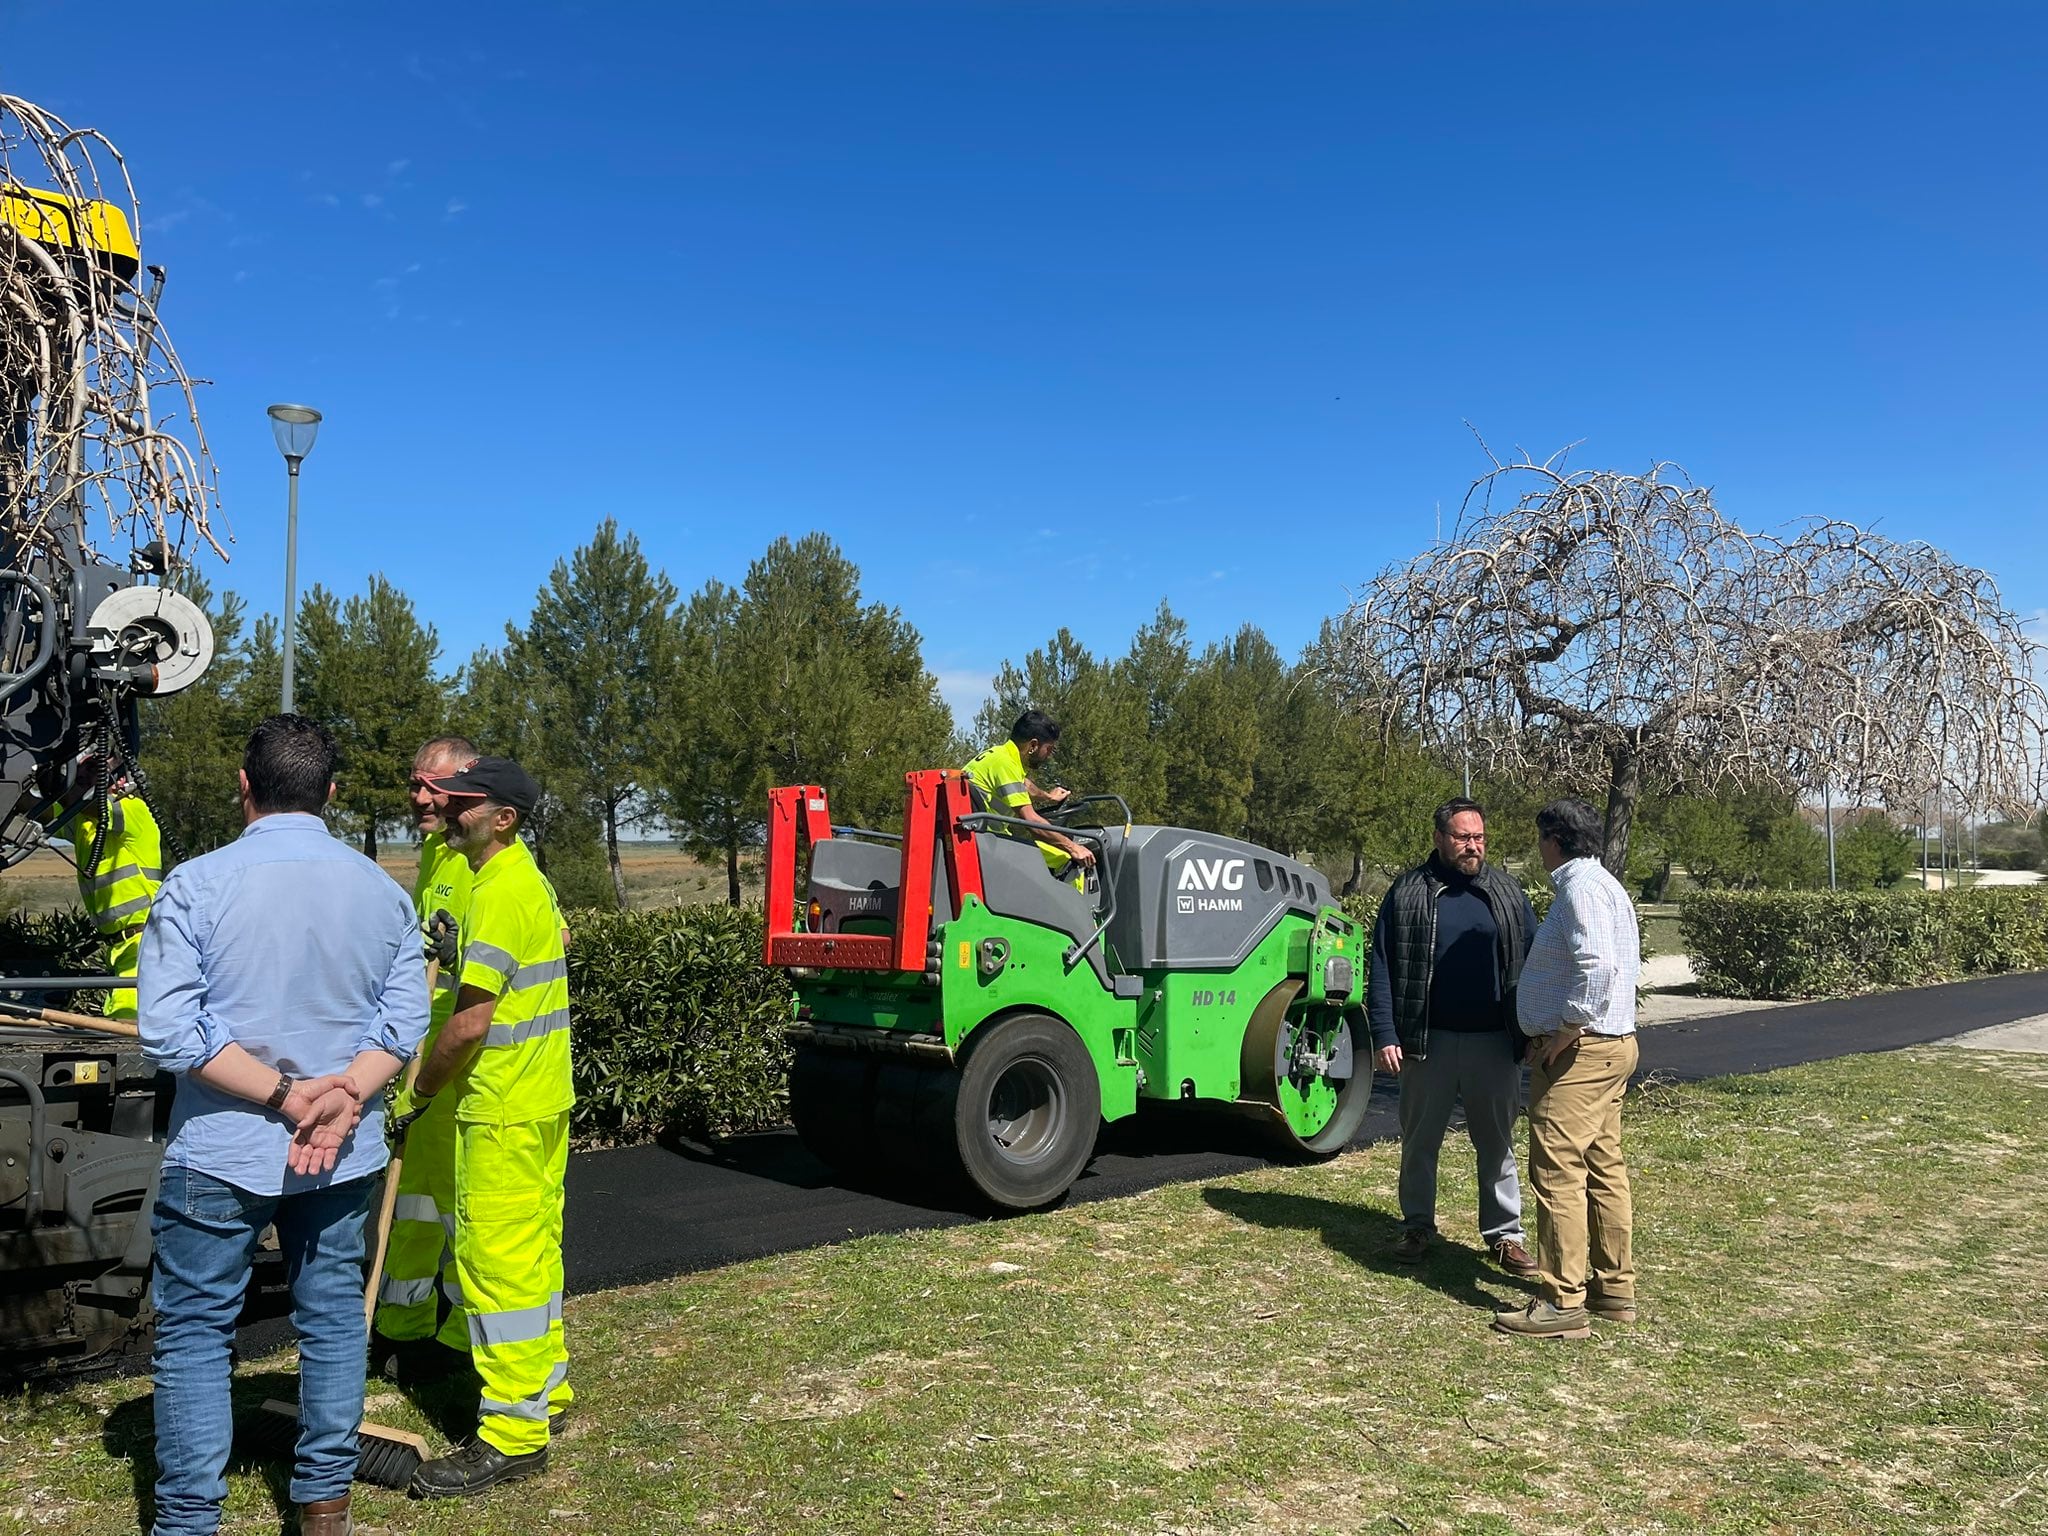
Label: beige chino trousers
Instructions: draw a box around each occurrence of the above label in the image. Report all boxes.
[1528,1032,1638,1310]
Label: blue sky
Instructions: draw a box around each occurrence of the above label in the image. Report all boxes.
[5,1,2044,728]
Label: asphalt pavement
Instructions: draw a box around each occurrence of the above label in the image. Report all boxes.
[558,968,2048,1294]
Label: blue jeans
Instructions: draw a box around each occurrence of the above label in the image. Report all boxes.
[149,1164,376,1535]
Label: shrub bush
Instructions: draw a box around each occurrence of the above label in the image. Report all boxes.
[0,905,115,1013]
[564,902,795,1145]
[1681,888,2048,999]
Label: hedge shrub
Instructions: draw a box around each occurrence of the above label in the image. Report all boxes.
[1681,887,2048,999]
[0,906,116,1013]
[564,902,795,1146]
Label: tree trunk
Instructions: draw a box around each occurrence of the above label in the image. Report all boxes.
[605,802,626,910]
[362,820,377,862]
[726,835,741,907]
[1341,845,1364,896]
[1601,745,1639,880]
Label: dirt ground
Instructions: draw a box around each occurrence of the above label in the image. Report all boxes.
[0,839,753,917]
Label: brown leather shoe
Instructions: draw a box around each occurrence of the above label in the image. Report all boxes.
[1587,1294,1639,1323]
[298,1494,352,1535]
[1392,1227,1431,1263]
[1490,1238,1539,1277]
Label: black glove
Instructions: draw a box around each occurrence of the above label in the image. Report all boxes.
[390,1088,435,1143]
[423,908,459,970]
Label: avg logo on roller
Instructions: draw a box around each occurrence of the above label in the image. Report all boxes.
[1175,857,1246,914]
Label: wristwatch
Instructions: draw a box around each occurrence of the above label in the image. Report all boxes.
[265,1073,294,1111]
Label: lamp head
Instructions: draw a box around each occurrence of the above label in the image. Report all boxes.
[266,403,322,464]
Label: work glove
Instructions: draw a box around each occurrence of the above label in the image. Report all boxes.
[422,908,459,971]
[389,1083,436,1144]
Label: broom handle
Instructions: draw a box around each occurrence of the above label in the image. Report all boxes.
[363,958,434,1332]
[0,999,140,1038]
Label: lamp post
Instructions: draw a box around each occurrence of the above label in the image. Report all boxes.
[266,404,322,712]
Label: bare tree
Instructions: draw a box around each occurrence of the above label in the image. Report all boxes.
[1333,451,2048,874]
[1,95,223,570]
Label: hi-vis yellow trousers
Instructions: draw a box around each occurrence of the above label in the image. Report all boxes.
[457,1113,573,1454]
[372,1102,468,1351]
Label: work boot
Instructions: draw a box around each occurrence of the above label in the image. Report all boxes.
[1587,1293,1639,1324]
[297,1494,352,1535]
[1391,1227,1431,1264]
[410,1437,548,1499]
[1489,1238,1539,1277]
[371,1334,467,1385]
[1491,1299,1591,1340]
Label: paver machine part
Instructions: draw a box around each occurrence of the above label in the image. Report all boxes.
[0,94,225,1379]
[765,772,1371,1210]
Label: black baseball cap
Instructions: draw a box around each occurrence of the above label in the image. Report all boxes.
[425,756,541,813]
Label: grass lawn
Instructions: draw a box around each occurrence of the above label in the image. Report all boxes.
[7,1047,2047,1535]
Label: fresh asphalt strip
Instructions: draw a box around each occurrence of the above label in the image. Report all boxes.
[556,967,2048,1293]
[218,968,2044,1365]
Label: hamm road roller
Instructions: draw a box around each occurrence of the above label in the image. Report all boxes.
[764,770,1372,1209]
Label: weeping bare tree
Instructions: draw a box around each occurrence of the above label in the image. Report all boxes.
[1333,452,2048,875]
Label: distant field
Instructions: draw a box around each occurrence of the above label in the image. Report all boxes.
[0,840,759,918]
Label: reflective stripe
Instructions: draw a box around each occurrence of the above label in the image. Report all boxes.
[509,956,568,989]
[468,1290,563,1349]
[465,940,518,980]
[481,1358,569,1423]
[441,1271,466,1306]
[91,862,161,891]
[392,1194,441,1225]
[993,780,1030,799]
[483,1006,571,1049]
[97,892,154,926]
[379,1275,436,1307]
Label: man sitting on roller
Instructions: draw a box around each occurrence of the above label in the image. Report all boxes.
[962,710,1095,887]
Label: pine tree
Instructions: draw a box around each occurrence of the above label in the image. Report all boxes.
[294,576,449,860]
[517,520,679,909]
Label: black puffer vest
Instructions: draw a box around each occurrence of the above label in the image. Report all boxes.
[1381,857,1530,1059]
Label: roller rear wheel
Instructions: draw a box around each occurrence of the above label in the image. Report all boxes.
[787,1043,880,1176]
[946,1013,1101,1211]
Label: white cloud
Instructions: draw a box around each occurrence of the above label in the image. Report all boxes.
[444,197,469,218]
[387,158,412,176]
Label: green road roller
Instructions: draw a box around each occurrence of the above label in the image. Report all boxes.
[763,770,1372,1210]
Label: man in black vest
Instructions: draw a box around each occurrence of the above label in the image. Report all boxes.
[1367,798,1540,1273]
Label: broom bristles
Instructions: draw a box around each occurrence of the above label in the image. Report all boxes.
[243,1399,427,1491]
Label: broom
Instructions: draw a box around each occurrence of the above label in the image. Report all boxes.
[242,964,437,1489]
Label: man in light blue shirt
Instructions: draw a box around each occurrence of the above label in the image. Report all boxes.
[139,715,429,1536]
[1495,797,1641,1342]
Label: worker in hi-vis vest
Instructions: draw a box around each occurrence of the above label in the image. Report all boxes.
[371,735,479,1379]
[962,709,1095,887]
[400,756,573,1499]
[49,760,165,1023]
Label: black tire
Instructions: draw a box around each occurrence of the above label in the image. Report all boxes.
[947,1013,1101,1211]
[787,1043,878,1176]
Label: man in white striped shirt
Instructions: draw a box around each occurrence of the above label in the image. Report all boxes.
[1495,798,1640,1340]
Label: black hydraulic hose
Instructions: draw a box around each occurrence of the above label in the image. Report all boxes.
[0,1067,47,1225]
[0,569,57,706]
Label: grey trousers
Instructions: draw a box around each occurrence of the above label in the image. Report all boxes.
[1396,1028,1527,1245]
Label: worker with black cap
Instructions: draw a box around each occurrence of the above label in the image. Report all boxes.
[398,756,575,1497]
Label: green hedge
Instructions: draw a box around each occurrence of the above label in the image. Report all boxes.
[1681,888,2048,999]
[0,906,116,1013]
[564,902,795,1145]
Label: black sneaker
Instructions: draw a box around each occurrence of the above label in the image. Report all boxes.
[410,1437,548,1499]
[1392,1227,1431,1264]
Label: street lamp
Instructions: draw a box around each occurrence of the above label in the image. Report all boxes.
[266,403,322,712]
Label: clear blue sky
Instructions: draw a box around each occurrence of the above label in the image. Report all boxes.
[6,1,2044,728]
